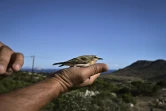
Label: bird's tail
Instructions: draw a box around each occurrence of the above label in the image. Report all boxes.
[53,62,67,67]
[52,62,64,65]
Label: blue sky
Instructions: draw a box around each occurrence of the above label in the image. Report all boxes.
[0,0,166,69]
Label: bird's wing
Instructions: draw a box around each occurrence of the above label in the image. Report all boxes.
[66,56,91,64]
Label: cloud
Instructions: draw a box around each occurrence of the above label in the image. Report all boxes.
[114,64,120,67]
[110,64,121,69]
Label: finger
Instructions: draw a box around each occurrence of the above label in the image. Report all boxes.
[79,73,100,87]
[0,46,13,74]
[89,73,100,84]
[11,52,24,71]
[81,63,108,77]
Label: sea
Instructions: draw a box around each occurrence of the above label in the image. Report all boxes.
[21,68,116,74]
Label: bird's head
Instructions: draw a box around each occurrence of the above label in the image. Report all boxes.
[93,55,103,60]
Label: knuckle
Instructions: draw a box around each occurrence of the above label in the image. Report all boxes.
[93,65,98,74]
[0,45,13,52]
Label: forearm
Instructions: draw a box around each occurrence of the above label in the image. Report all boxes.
[0,78,63,111]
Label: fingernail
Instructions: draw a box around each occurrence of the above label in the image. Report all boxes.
[14,64,21,70]
[0,64,4,71]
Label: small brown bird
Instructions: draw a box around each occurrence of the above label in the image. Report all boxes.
[53,55,103,67]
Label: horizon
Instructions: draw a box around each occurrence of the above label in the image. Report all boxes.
[22,58,166,71]
[1,0,166,69]
[20,67,116,74]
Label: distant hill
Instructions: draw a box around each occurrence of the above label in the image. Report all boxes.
[111,59,166,81]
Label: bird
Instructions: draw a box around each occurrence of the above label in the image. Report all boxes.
[52,55,103,67]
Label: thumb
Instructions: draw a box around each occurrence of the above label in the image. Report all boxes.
[82,63,108,77]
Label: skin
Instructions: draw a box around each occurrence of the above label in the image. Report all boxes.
[0,41,108,111]
[0,42,24,75]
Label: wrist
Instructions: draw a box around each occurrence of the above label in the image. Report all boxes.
[49,76,72,93]
[44,77,66,95]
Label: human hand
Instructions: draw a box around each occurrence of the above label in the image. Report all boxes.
[0,41,24,75]
[49,63,108,93]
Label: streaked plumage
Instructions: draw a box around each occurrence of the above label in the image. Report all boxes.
[53,55,103,67]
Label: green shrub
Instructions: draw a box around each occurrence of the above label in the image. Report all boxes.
[83,78,120,93]
[130,81,161,96]
[121,93,136,105]
[117,87,131,94]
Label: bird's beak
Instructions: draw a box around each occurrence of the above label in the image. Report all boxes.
[98,57,103,60]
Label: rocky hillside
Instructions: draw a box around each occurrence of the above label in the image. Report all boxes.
[112,59,166,80]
